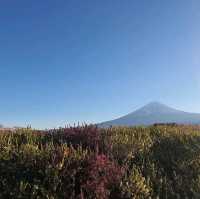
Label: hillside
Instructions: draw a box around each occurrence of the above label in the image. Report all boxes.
[99,102,200,127]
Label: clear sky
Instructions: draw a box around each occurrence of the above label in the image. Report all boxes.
[0,0,200,128]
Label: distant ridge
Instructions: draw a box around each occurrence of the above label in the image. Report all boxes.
[99,102,200,127]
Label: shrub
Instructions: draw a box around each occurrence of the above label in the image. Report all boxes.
[82,154,123,199]
[120,167,151,199]
[0,125,200,198]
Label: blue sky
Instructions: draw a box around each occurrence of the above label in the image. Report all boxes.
[0,0,200,128]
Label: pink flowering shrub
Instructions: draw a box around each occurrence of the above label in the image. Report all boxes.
[46,125,100,152]
[82,154,124,199]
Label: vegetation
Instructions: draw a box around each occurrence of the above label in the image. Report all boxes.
[0,125,200,198]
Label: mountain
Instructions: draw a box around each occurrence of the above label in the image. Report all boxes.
[99,102,200,127]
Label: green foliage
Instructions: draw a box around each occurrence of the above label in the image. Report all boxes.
[0,125,200,198]
[120,167,151,199]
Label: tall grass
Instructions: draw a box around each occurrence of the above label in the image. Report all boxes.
[0,125,200,198]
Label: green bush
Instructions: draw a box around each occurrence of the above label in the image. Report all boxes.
[0,125,200,198]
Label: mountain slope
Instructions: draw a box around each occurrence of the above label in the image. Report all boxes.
[99,102,200,127]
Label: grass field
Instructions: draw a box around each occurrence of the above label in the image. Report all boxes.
[0,125,200,198]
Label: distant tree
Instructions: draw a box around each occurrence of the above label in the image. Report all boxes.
[0,124,4,128]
